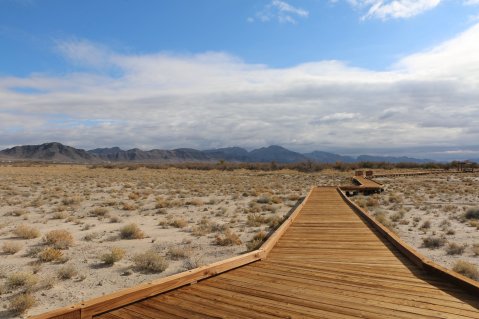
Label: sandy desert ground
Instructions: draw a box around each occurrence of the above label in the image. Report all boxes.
[0,164,348,318]
[354,173,479,279]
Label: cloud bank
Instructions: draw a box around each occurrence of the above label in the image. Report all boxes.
[1,23,479,159]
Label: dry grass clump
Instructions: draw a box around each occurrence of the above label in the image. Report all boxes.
[465,207,479,220]
[2,241,23,254]
[191,218,224,236]
[132,250,168,273]
[214,229,242,246]
[246,230,267,251]
[100,247,126,265]
[473,243,479,256]
[446,243,466,255]
[51,211,68,220]
[167,246,192,260]
[89,207,109,217]
[453,260,479,280]
[6,272,38,291]
[119,223,145,239]
[62,196,83,206]
[169,218,188,229]
[257,195,272,204]
[8,293,36,315]
[373,211,392,229]
[182,256,204,270]
[38,247,64,262]
[422,236,446,249]
[43,230,74,249]
[122,202,137,211]
[13,224,40,239]
[57,264,78,280]
[9,209,29,217]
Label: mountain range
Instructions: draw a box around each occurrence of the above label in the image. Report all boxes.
[0,142,441,164]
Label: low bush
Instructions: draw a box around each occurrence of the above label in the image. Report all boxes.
[453,260,479,280]
[465,207,479,220]
[57,264,78,280]
[100,247,126,265]
[38,247,64,262]
[13,224,40,239]
[8,293,36,315]
[214,229,242,246]
[446,243,466,255]
[119,223,145,239]
[6,272,38,291]
[2,241,23,254]
[422,236,446,249]
[132,250,168,273]
[43,230,74,249]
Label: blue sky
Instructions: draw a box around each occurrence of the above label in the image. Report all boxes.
[1,0,479,160]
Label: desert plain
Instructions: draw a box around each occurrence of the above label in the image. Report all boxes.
[0,164,477,318]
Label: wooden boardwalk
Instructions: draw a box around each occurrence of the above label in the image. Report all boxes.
[90,187,479,319]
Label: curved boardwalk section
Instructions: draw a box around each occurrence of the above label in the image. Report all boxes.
[94,187,479,319]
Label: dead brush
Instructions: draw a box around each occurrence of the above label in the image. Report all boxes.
[453,260,479,280]
[119,223,145,239]
[214,228,242,246]
[2,241,23,254]
[166,246,192,260]
[43,230,74,249]
[169,218,188,229]
[246,230,267,251]
[132,250,168,273]
[13,224,40,239]
[8,293,36,315]
[6,272,38,291]
[100,247,126,265]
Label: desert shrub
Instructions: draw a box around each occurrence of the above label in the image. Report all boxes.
[182,256,204,270]
[8,293,36,314]
[366,197,379,207]
[132,250,168,273]
[246,214,269,227]
[465,207,479,220]
[109,216,122,223]
[62,196,83,206]
[6,272,38,291]
[191,218,224,236]
[9,209,28,217]
[214,229,242,246]
[100,247,126,265]
[57,264,78,280]
[246,230,266,251]
[420,220,431,230]
[38,247,64,262]
[422,236,446,249]
[119,223,145,239]
[185,198,204,206]
[472,243,479,256]
[257,195,272,204]
[43,230,74,249]
[89,208,109,217]
[122,202,137,211]
[390,210,405,222]
[128,192,140,200]
[373,211,392,229]
[446,243,466,255]
[2,241,23,254]
[51,211,68,219]
[453,260,479,280]
[169,218,188,228]
[167,246,191,260]
[13,224,40,239]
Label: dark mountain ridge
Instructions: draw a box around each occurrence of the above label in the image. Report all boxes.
[0,142,438,164]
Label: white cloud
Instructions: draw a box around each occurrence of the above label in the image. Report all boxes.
[464,0,479,5]
[348,0,441,20]
[1,23,479,155]
[250,0,309,24]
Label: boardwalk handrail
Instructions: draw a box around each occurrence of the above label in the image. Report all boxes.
[30,189,314,319]
[338,187,479,295]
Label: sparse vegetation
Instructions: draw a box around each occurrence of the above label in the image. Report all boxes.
[13,224,40,239]
[57,264,78,280]
[446,243,466,255]
[2,241,23,254]
[453,260,479,280]
[119,223,145,239]
[43,230,74,249]
[132,250,169,273]
[465,207,479,220]
[422,236,446,249]
[100,247,126,265]
[8,293,36,314]
[214,229,242,246]
[6,272,38,291]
